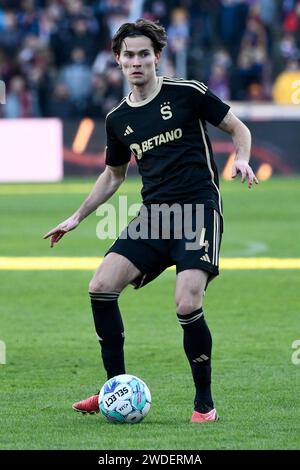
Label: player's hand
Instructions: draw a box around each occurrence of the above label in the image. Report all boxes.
[232,159,259,189]
[43,215,80,248]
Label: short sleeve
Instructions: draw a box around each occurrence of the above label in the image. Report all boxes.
[105,117,131,167]
[191,82,230,127]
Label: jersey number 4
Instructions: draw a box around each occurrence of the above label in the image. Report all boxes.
[199,228,209,252]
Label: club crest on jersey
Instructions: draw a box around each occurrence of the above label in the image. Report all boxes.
[160,101,172,120]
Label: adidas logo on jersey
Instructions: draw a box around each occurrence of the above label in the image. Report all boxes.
[124,125,134,136]
[200,254,211,263]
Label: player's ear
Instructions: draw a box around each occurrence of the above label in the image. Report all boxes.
[115,54,122,70]
[154,52,161,71]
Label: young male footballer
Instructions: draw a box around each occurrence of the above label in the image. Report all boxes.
[44,19,258,423]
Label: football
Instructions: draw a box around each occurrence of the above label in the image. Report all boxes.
[98,374,151,424]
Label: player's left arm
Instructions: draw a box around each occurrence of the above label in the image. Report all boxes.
[218,110,258,188]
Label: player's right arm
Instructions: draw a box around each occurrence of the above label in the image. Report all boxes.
[43,163,128,247]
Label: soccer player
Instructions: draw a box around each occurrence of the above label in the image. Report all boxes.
[44,19,258,423]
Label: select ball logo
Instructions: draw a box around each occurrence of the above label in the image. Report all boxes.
[99,374,151,423]
[104,386,130,408]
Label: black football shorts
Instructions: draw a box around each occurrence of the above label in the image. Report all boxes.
[106,203,223,289]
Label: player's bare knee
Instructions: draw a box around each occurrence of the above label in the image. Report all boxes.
[88,278,105,293]
[176,285,205,315]
[89,277,121,294]
[176,298,202,316]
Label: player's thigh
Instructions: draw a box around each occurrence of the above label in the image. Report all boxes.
[175,269,209,314]
[89,252,142,293]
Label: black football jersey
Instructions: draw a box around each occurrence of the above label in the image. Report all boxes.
[105,76,230,214]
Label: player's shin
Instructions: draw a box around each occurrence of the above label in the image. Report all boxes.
[177,308,214,413]
[89,292,125,379]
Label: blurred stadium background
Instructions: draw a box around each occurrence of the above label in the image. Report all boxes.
[0,0,299,451]
[1,0,300,180]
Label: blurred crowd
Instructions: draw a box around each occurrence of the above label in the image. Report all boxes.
[0,0,300,119]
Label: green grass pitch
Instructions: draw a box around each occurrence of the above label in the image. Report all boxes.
[0,177,299,449]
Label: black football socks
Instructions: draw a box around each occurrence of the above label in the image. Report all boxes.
[177,308,214,413]
[89,292,125,379]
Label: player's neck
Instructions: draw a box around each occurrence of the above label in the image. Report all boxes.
[130,76,159,103]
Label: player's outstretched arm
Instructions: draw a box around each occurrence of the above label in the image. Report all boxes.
[218,110,258,189]
[43,163,128,247]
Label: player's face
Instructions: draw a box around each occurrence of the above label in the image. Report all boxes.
[116,36,160,86]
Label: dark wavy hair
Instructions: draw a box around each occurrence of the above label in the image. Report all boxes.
[112,18,167,55]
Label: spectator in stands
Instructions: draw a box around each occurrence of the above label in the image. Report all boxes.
[273,57,300,104]
[167,7,189,55]
[0,11,22,56]
[218,0,250,63]
[208,63,230,101]
[3,75,33,117]
[167,7,189,77]
[59,47,92,116]
[64,14,99,65]
[233,15,268,99]
[17,0,40,37]
[49,82,73,118]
